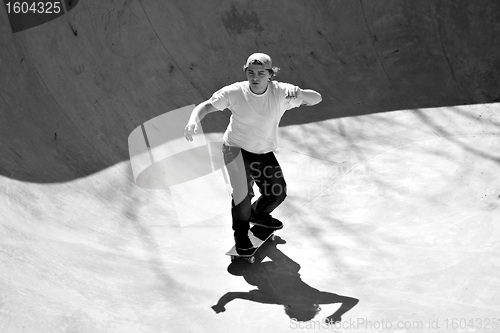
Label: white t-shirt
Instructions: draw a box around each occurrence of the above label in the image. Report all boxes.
[209,81,304,154]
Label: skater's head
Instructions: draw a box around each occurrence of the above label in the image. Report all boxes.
[284,303,321,322]
[243,53,280,94]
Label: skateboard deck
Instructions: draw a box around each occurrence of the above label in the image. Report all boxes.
[225,225,277,263]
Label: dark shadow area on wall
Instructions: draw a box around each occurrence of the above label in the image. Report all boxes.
[1,0,499,183]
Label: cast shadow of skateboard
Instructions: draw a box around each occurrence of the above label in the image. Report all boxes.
[212,237,359,324]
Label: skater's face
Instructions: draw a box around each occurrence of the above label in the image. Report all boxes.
[245,64,271,94]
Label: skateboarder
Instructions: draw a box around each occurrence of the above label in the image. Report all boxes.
[184,53,322,254]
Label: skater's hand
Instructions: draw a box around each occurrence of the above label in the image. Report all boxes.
[211,304,226,313]
[285,85,300,99]
[184,122,198,142]
[325,315,342,325]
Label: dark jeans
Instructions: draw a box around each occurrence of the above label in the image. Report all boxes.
[222,144,287,232]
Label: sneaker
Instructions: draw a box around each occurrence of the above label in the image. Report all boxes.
[234,231,256,255]
[250,216,283,229]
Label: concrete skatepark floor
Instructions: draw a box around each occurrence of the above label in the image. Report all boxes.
[1,1,500,332]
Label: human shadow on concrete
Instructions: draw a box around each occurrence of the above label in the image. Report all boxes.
[211,237,358,324]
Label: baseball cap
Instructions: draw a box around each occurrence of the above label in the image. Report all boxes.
[244,53,273,70]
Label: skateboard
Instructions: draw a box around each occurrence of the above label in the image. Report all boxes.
[225,225,277,264]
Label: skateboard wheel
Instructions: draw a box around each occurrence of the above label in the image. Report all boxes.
[248,256,255,264]
[271,234,276,241]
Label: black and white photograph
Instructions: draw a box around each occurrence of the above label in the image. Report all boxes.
[1,1,499,332]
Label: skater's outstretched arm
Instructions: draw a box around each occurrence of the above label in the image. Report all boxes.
[184,101,219,141]
[285,86,322,106]
[319,293,359,324]
[211,291,274,313]
[298,89,322,106]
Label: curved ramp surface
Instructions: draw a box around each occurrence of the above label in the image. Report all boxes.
[1,0,499,182]
[1,1,500,332]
